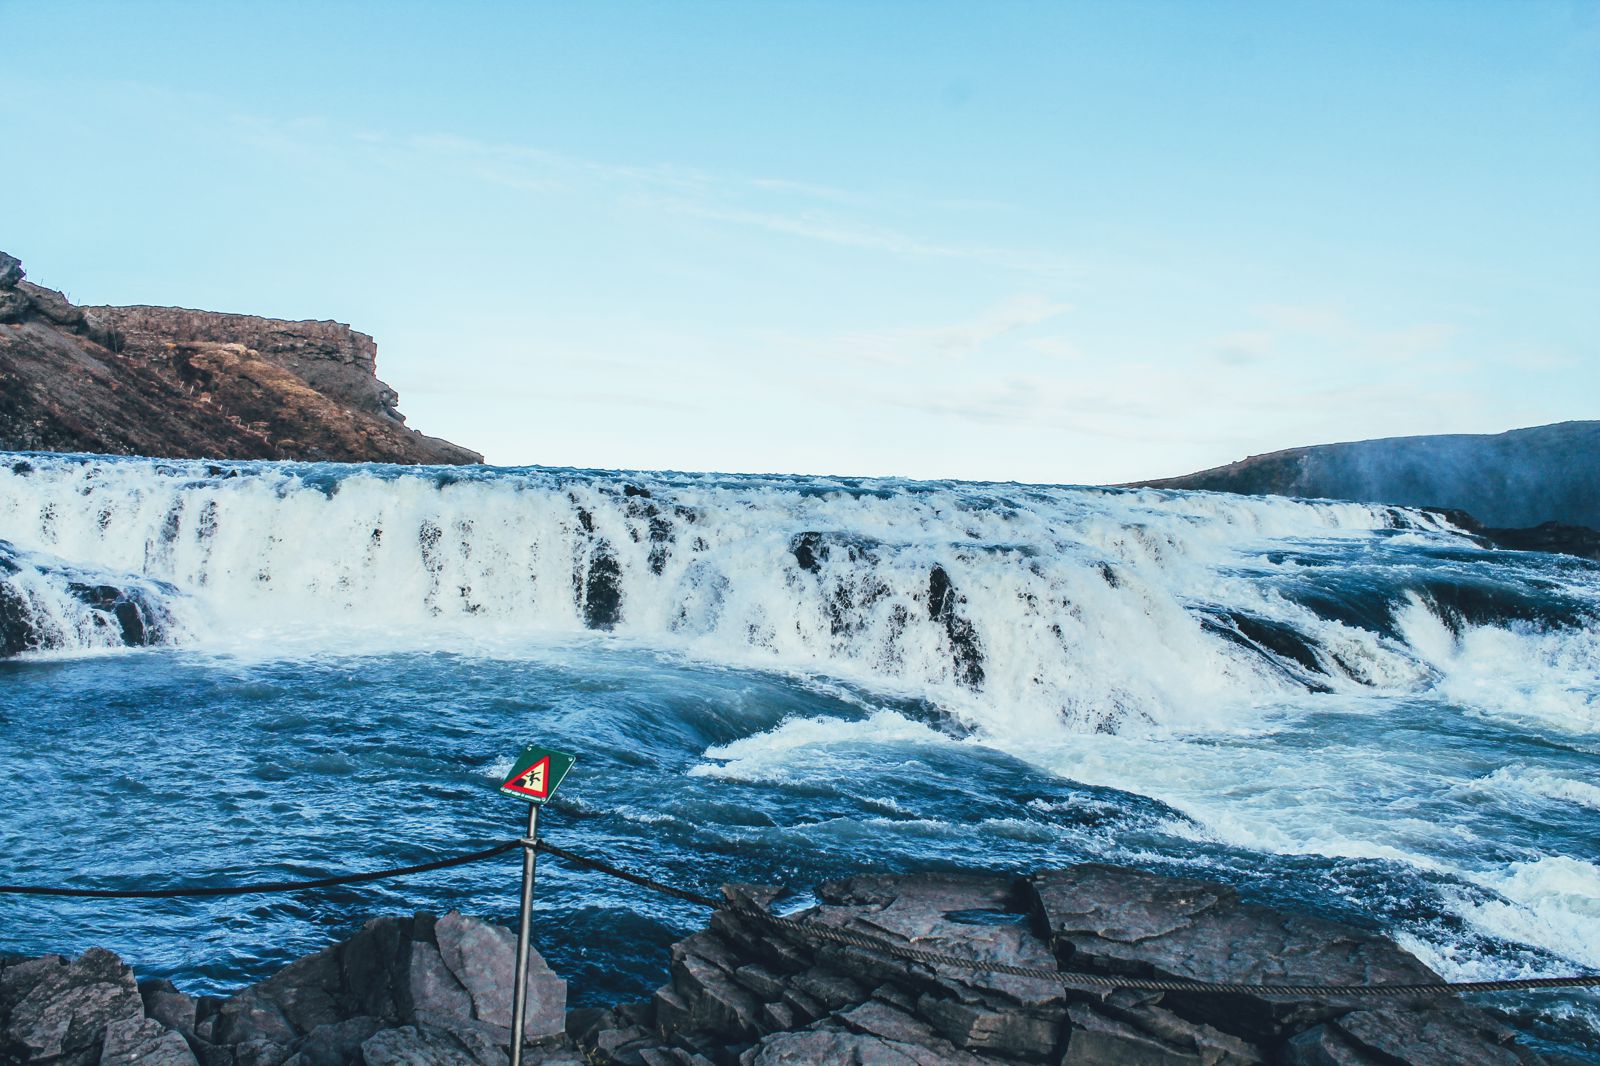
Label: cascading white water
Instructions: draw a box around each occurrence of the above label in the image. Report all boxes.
[5,453,1598,1052]
[0,452,1530,735]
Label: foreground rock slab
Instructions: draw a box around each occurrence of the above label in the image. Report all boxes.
[0,864,1573,1066]
[573,865,1563,1066]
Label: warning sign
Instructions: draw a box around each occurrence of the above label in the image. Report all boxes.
[498,744,575,805]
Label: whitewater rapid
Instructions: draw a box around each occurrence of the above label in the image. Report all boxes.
[6,453,1572,732]
[2,452,1597,1050]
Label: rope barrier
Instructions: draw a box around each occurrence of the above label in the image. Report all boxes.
[4,835,1598,998]
[533,840,721,909]
[0,839,522,898]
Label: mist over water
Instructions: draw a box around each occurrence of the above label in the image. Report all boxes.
[2,454,1597,1056]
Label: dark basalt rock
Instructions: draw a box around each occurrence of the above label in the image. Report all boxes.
[621,493,676,576]
[581,542,624,630]
[0,537,179,658]
[788,535,987,687]
[0,948,148,1066]
[0,582,39,657]
[1403,573,1590,636]
[2,867,1570,1066]
[928,565,986,688]
[577,866,1561,1065]
[2,913,574,1066]
[1195,608,1334,692]
[1479,522,1600,563]
[1029,865,1450,1045]
[65,581,164,646]
[788,532,823,573]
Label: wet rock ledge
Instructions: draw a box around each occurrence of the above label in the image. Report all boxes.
[0,864,1571,1066]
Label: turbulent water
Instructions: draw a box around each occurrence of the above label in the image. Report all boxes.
[2,453,1597,1056]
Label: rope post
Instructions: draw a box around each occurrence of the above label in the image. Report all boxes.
[492,742,575,1066]
[509,803,539,1066]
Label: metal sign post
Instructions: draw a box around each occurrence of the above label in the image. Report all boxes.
[496,743,575,1066]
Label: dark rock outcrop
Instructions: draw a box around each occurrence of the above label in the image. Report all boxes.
[0,251,480,465]
[928,565,986,688]
[581,542,624,630]
[1476,523,1600,564]
[0,948,150,1066]
[1,866,1571,1066]
[0,538,178,659]
[2,912,576,1066]
[788,533,989,687]
[1129,422,1599,533]
[572,866,1560,1065]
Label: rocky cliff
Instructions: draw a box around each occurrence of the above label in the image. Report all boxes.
[1130,422,1599,531]
[0,251,481,465]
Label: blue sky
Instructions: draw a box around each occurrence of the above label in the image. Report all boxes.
[4,1,1597,482]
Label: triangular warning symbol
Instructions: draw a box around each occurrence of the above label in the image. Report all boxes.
[503,756,551,799]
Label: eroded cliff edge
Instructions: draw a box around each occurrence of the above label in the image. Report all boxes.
[0,251,481,465]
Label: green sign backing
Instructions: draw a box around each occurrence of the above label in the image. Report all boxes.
[497,744,576,805]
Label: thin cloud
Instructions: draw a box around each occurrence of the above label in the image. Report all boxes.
[830,294,1072,365]
[225,115,1073,276]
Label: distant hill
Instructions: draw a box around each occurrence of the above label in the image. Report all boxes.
[0,250,480,465]
[1130,422,1599,530]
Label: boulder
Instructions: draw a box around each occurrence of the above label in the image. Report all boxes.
[99,1015,200,1066]
[0,249,23,287]
[360,1025,481,1066]
[1028,864,1436,1040]
[140,977,200,1035]
[1480,522,1600,562]
[282,1016,382,1066]
[738,1026,973,1066]
[1323,1007,1535,1066]
[434,911,566,1042]
[191,913,567,1065]
[1061,1004,1205,1066]
[0,949,146,1066]
[17,281,86,326]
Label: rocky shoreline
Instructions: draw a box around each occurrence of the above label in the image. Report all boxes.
[1,863,1578,1066]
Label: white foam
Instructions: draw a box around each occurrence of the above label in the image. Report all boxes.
[1463,857,1600,970]
[690,710,956,784]
[1475,766,1600,812]
[0,455,1483,733]
[1395,596,1600,735]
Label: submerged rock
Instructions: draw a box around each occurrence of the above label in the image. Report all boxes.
[927,565,986,688]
